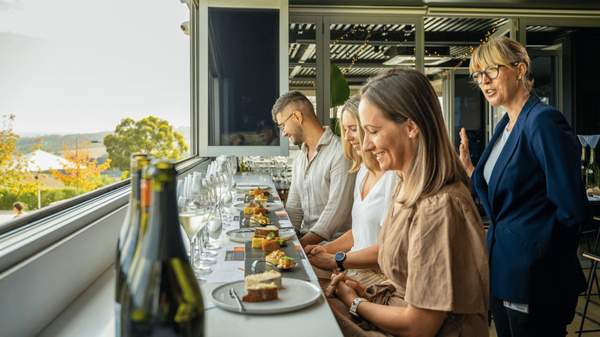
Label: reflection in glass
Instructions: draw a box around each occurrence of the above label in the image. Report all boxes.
[208,8,280,146]
[454,74,485,166]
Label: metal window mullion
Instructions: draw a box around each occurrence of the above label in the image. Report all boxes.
[415,16,424,73]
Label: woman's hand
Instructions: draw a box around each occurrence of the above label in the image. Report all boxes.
[459,128,475,177]
[326,272,366,306]
[304,244,324,255]
[308,248,336,270]
[336,280,360,306]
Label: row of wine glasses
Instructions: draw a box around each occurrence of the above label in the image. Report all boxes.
[239,156,292,189]
[176,156,238,280]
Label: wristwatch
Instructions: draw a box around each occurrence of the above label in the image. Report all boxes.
[334,251,347,271]
[349,297,367,317]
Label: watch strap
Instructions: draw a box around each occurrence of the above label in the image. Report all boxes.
[349,297,367,317]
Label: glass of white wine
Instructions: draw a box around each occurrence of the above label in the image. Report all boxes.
[179,211,213,278]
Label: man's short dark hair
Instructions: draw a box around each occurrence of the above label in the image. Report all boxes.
[13,202,24,211]
[271,91,314,122]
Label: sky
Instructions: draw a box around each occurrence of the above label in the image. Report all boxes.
[0,0,190,135]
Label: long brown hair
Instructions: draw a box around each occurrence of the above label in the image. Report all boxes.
[360,68,469,206]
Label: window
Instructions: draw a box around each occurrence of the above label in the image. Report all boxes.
[0,0,191,229]
[208,8,280,147]
[199,0,288,157]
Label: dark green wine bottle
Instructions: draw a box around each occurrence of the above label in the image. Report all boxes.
[121,161,204,337]
[115,153,150,336]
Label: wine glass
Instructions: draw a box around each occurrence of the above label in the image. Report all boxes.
[178,175,213,277]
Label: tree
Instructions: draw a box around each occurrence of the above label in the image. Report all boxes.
[103,115,189,171]
[50,144,113,192]
[0,114,37,198]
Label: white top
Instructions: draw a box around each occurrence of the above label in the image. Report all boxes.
[484,126,512,184]
[350,165,397,252]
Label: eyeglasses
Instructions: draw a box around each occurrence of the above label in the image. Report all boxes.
[470,62,520,84]
[276,113,294,130]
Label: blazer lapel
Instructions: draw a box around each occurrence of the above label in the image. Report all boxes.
[487,96,541,211]
[473,115,507,218]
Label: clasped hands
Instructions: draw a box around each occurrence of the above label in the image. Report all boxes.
[305,245,366,307]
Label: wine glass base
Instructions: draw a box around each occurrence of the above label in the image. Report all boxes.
[198,255,217,264]
[205,242,222,250]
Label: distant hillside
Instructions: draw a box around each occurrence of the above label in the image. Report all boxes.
[15,126,191,158]
[16,131,111,154]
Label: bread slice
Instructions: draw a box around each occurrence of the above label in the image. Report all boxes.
[245,270,282,289]
[254,225,279,238]
[242,283,279,302]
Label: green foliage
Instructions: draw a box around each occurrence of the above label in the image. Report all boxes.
[103,116,189,171]
[0,114,38,196]
[0,187,81,210]
[50,145,113,191]
[330,64,350,108]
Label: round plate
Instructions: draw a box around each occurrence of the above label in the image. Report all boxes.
[211,278,322,314]
[236,185,271,191]
[226,228,255,243]
[233,202,284,212]
[226,228,296,243]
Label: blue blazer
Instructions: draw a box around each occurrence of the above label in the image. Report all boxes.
[472,95,588,313]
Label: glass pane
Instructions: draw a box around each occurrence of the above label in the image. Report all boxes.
[289,22,318,114]
[0,0,190,225]
[526,25,566,109]
[454,74,486,166]
[329,23,415,119]
[208,8,280,146]
[424,16,507,144]
[530,55,556,106]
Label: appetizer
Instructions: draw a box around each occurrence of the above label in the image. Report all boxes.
[243,283,278,302]
[244,270,282,289]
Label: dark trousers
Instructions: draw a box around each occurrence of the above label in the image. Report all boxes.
[491,297,570,337]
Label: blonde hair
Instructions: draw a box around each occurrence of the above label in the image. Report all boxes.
[360,69,469,207]
[470,36,534,92]
[338,96,379,173]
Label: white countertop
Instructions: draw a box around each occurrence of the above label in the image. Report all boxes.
[39,174,343,337]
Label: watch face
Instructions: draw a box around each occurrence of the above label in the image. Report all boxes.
[335,252,345,262]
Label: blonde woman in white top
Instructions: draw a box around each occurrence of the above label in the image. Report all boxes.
[305,96,397,286]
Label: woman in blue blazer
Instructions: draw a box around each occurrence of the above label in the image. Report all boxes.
[460,36,588,337]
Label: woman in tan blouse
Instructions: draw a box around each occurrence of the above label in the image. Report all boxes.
[327,68,489,337]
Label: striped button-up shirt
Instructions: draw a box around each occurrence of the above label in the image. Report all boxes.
[285,127,355,240]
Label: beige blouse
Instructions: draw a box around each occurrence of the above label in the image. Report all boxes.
[376,181,489,337]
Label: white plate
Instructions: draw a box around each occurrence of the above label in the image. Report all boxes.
[226,228,295,243]
[233,202,283,212]
[236,185,271,191]
[226,228,256,243]
[211,278,322,314]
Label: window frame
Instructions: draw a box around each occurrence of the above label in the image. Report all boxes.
[198,0,290,157]
[0,0,201,250]
[0,1,208,322]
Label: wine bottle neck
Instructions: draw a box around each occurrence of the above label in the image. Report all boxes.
[145,177,187,261]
